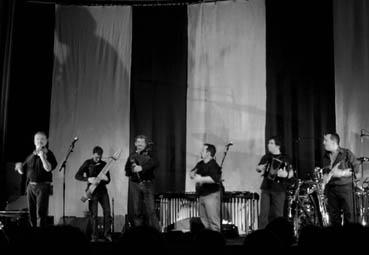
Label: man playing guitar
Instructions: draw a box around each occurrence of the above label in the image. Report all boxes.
[75,146,112,242]
[322,132,360,226]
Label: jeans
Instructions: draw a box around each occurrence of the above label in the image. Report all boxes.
[259,189,286,229]
[89,188,111,238]
[326,183,354,226]
[129,180,160,230]
[26,182,50,228]
[199,191,221,232]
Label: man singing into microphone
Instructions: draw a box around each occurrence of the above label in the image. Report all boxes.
[190,143,222,231]
[14,131,57,228]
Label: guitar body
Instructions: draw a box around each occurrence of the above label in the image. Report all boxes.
[321,161,342,192]
[81,184,97,202]
[81,150,121,203]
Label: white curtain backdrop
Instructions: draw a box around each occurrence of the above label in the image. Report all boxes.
[50,5,132,230]
[186,0,266,193]
[334,0,369,183]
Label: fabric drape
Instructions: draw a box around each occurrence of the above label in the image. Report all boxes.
[187,0,266,193]
[334,0,369,182]
[265,0,335,179]
[51,5,132,229]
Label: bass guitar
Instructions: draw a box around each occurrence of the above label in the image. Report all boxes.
[81,149,121,202]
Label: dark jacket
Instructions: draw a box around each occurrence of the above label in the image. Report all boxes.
[125,149,159,183]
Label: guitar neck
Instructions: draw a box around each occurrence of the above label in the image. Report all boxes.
[98,159,114,177]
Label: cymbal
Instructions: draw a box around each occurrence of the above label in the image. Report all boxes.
[357,157,369,162]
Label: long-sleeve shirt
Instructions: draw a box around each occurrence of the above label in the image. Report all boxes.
[124,149,159,183]
[75,159,110,192]
[322,147,360,186]
[23,149,57,183]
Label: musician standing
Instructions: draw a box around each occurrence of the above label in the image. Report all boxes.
[322,133,360,226]
[14,131,57,228]
[190,143,222,231]
[256,136,293,229]
[75,146,112,242]
[124,135,160,230]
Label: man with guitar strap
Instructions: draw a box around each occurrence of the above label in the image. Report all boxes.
[124,135,160,230]
[256,136,293,229]
[322,132,360,226]
[75,146,112,242]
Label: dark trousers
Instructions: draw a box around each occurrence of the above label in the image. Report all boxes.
[326,183,354,226]
[199,191,221,231]
[26,183,50,228]
[129,180,160,230]
[89,188,111,238]
[259,189,286,229]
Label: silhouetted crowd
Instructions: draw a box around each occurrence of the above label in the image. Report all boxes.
[1,217,369,255]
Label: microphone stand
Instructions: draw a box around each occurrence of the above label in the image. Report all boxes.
[351,168,357,224]
[57,140,77,225]
[219,144,232,233]
[358,130,369,224]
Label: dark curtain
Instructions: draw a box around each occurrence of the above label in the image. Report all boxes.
[5,2,54,162]
[2,2,54,205]
[265,0,335,179]
[0,0,16,209]
[130,6,187,194]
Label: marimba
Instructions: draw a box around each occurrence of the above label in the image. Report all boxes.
[155,191,259,234]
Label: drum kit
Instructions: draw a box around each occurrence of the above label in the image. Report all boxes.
[286,167,369,237]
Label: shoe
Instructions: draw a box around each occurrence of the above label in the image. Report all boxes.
[104,235,112,242]
[91,236,98,242]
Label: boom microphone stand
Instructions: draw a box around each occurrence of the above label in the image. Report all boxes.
[219,142,233,233]
[357,129,369,224]
[57,137,78,224]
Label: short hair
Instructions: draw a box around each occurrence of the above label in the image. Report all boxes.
[135,135,148,143]
[93,146,103,155]
[204,143,216,157]
[324,132,340,145]
[35,131,48,138]
[269,136,283,148]
[135,135,154,147]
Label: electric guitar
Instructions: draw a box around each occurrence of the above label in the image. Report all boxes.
[321,161,342,191]
[81,149,121,202]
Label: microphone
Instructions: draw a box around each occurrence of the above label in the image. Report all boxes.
[226,142,233,147]
[70,137,79,147]
[361,129,364,143]
[34,146,46,155]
